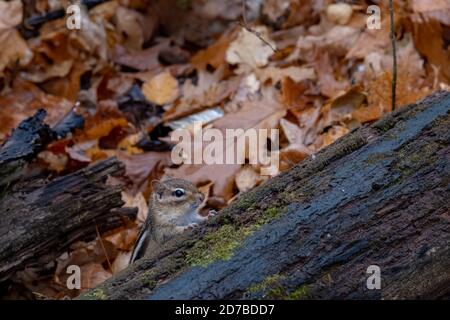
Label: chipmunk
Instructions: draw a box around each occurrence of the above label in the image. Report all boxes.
[129,178,210,264]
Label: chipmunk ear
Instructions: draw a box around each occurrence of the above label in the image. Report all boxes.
[151,180,165,191]
[151,180,165,201]
[160,174,173,182]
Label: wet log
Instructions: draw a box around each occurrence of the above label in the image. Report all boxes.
[0,108,83,187]
[0,157,132,282]
[83,91,450,300]
[0,109,135,285]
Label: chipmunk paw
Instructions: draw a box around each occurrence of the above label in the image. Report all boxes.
[185,222,199,230]
[207,210,217,218]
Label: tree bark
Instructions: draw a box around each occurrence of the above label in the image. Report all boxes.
[0,157,133,282]
[83,91,450,300]
[0,111,133,282]
[0,108,83,187]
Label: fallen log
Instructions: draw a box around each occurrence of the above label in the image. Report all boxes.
[83,90,450,300]
[0,111,134,282]
[0,157,132,282]
[0,109,54,187]
[0,108,83,187]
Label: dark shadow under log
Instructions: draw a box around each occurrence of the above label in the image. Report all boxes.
[83,91,450,300]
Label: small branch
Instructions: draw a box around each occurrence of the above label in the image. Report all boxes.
[20,0,109,38]
[95,222,113,272]
[242,0,248,25]
[239,0,277,53]
[238,22,278,53]
[389,0,397,111]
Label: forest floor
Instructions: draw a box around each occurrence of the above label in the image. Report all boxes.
[0,0,449,299]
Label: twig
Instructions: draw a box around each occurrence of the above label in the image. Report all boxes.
[238,22,278,53]
[25,0,107,28]
[239,0,277,53]
[242,0,248,25]
[95,222,113,272]
[389,0,397,111]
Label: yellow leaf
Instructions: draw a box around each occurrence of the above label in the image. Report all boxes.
[142,71,180,105]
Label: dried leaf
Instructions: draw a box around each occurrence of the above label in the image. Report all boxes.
[121,191,149,224]
[192,30,236,69]
[115,6,146,50]
[0,79,72,138]
[113,41,170,71]
[346,18,391,60]
[20,60,74,83]
[84,118,129,140]
[116,151,172,194]
[111,251,132,274]
[411,14,450,82]
[80,263,112,290]
[320,125,349,148]
[235,165,261,193]
[37,151,68,172]
[326,3,353,25]
[142,71,180,105]
[279,144,310,170]
[0,29,32,76]
[226,26,276,71]
[256,66,316,84]
[105,227,140,252]
[0,0,23,29]
[168,92,285,200]
[280,118,305,145]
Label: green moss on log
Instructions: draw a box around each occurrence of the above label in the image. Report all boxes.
[186,206,285,267]
[247,274,287,298]
[285,285,311,300]
[186,225,251,267]
[82,288,107,300]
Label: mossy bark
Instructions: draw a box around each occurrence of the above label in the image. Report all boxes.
[83,91,450,300]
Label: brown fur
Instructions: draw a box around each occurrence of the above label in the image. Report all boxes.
[130,179,206,263]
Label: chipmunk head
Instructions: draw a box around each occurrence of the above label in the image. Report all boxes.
[151,179,205,222]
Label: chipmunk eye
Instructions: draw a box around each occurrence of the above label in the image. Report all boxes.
[173,188,185,198]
